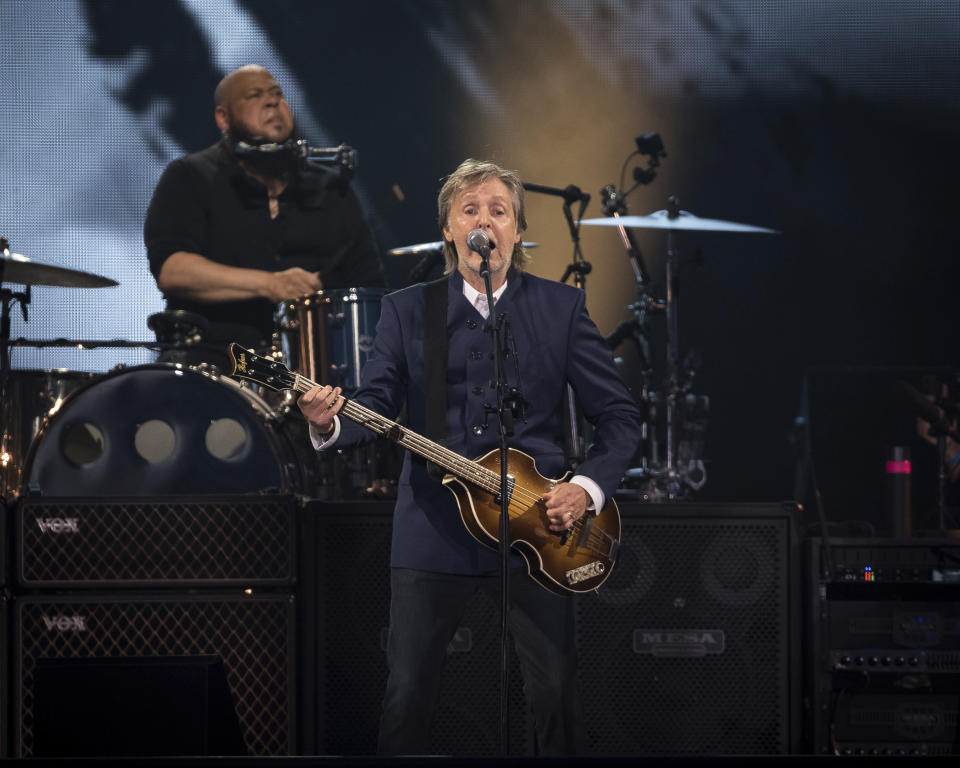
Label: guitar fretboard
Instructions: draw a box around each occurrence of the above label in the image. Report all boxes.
[290,374,506,497]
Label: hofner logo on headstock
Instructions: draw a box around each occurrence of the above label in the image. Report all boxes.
[236,350,248,374]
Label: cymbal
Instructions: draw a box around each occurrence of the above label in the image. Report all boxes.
[12,337,155,349]
[581,210,779,234]
[388,240,539,256]
[0,252,118,288]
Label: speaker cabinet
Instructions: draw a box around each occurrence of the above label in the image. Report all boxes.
[576,502,801,755]
[1,593,8,759]
[306,501,530,756]
[807,538,960,756]
[12,592,296,757]
[16,496,297,587]
[1,498,8,588]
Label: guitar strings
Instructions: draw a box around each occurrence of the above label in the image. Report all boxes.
[291,375,611,555]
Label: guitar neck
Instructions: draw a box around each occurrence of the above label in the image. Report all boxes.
[289,374,496,488]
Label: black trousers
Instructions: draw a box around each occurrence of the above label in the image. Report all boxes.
[377,567,585,756]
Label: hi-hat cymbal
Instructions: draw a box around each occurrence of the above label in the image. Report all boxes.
[581,210,779,234]
[388,240,538,256]
[0,252,118,288]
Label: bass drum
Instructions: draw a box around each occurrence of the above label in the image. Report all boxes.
[23,364,308,497]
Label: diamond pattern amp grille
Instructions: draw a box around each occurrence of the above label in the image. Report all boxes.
[14,593,295,756]
[18,496,296,585]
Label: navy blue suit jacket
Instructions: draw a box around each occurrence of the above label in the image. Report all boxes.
[338,268,642,574]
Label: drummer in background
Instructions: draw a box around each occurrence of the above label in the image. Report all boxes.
[144,64,385,369]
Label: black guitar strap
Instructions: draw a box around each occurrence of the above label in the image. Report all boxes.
[423,276,448,478]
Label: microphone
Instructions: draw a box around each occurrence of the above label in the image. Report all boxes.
[234,139,357,172]
[466,229,491,278]
[466,229,491,255]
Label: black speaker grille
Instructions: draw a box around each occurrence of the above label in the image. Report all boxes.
[13,593,295,757]
[1,595,9,758]
[577,506,796,755]
[17,496,296,586]
[312,505,529,756]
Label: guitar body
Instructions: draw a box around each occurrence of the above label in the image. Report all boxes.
[442,448,621,595]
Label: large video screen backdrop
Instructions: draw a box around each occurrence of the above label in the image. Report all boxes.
[1,0,957,514]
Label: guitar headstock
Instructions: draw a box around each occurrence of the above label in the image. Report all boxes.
[228,343,298,392]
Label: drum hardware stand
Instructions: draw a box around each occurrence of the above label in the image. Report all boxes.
[522,181,592,469]
[148,310,208,365]
[901,378,960,534]
[599,137,709,501]
[1,236,31,500]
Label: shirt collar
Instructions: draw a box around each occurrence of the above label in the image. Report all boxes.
[462,278,508,306]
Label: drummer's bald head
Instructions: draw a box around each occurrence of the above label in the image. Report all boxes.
[214,65,272,109]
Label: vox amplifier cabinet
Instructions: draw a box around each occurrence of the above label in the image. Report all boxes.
[15,496,298,587]
[2,499,7,588]
[1,593,8,758]
[11,591,297,757]
[808,538,960,756]
[576,502,802,755]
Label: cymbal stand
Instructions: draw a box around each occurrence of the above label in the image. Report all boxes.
[1,236,31,500]
[522,181,592,469]
[601,137,708,500]
[664,196,682,493]
[599,138,676,494]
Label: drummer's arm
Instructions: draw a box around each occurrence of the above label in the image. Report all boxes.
[156,251,322,303]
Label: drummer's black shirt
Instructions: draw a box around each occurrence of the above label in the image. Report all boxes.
[144,140,385,366]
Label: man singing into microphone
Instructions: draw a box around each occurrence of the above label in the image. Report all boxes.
[299,158,641,755]
[144,64,384,368]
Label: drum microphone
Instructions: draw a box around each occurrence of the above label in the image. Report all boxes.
[234,140,358,172]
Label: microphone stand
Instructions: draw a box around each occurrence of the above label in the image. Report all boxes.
[478,246,517,756]
[523,182,592,469]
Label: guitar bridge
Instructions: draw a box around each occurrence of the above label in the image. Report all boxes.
[565,560,605,585]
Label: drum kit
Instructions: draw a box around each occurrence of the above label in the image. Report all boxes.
[0,237,394,502]
[1,136,778,505]
[1,237,118,500]
[580,202,777,502]
[571,135,778,501]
